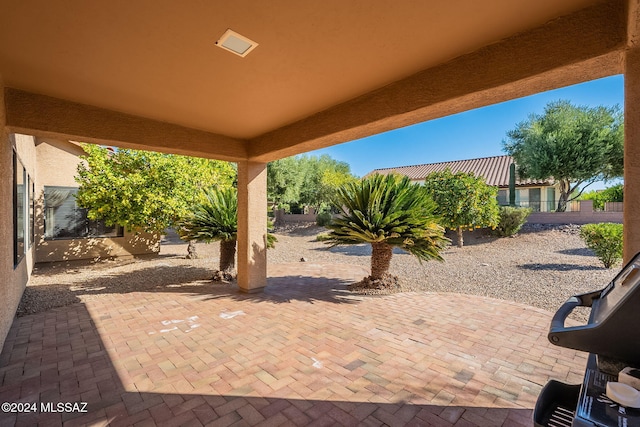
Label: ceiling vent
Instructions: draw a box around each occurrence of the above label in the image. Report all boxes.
[215,29,258,57]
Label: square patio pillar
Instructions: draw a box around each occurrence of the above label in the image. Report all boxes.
[236,160,268,293]
[624,47,640,262]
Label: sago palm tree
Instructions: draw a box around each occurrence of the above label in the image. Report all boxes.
[178,188,239,279]
[178,187,276,280]
[325,174,449,286]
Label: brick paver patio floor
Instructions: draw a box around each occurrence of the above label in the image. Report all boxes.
[0,263,588,426]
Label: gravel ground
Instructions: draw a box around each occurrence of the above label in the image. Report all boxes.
[21,223,619,322]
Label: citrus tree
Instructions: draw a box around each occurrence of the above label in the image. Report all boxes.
[76,144,235,233]
[324,174,449,288]
[423,169,499,247]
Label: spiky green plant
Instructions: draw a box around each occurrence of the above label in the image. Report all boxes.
[325,174,449,283]
[178,187,276,277]
[178,188,239,274]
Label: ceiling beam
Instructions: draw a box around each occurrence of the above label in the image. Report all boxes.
[249,0,626,162]
[4,88,248,162]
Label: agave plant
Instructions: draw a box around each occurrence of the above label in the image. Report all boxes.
[325,174,449,286]
[178,187,239,277]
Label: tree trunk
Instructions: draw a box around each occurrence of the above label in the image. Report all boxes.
[371,242,393,280]
[557,179,570,212]
[186,240,198,259]
[456,226,464,248]
[219,239,236,272]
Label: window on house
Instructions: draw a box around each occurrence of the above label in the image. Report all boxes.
[28,176,35,248]
[497,189,508,205]
[44,186,123,239]
[547,187,556,212]
[13,152,26,266]
[13,149,36,266]
[529,188,541,212]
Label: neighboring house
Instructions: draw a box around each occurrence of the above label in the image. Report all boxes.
[22,135,160,264]
[367,155,559,212]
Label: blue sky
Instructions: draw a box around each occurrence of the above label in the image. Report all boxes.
[309,74,624,188]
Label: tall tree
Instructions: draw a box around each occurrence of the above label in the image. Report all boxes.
[298,155,356,207]
[503,100,623,212]
[423,170,499,248]
[267,155,357,209]
[267,157,304,207]
[75,144,236,234]
[324,174,449,288]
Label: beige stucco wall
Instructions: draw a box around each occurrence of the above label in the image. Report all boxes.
[527,201,623,224]
[34,139,159,263]
[237,161,268,293]
[35,233,159,263]
[0,129,38,348]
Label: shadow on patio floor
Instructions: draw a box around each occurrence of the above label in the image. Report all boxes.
[3,263,587,426]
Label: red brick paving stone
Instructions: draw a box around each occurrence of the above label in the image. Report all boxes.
[259,399,292,419]
[308,413,342,427]
[440,406,465,423]
[454,418,480,427]
[215,397,249,417]
[254,412,289,427]
[173,395,208,416]
[351,402,379,421]
[0,263,590,426]
[194,404,219,425]
[110,409,153,427]
[159,410,204,427]
[359,417,386,427]
[417,406,452,425]
[280,403,311,426]
[327,405,360,426]
[237,402,266,425]
[505,408,534,426]
[204,410,242,427]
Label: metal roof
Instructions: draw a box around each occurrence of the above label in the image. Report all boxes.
[367,155,552,187]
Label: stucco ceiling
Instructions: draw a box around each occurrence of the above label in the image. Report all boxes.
[0,0,627,161]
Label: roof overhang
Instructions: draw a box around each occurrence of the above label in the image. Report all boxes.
[0,0,631,162]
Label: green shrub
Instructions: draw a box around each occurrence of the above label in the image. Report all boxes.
[578,184,623,210]
[580,223,623,268]
[494,206,532,237]
[316,211,333,226]
[315,232,332,242]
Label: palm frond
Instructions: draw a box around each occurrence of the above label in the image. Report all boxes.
[178,188,238,243]
[325,174,450,262]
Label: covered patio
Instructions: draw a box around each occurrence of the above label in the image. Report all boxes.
[1,1,639,425]
[0,263,586,426]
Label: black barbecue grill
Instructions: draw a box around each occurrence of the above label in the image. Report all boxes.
[534,253,640,427]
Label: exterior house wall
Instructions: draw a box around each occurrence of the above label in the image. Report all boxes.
[0,131,37,351]
[34,138,159,263]
[512,185,559,212]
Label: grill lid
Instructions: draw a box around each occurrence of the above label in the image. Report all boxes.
[548,252,640,365]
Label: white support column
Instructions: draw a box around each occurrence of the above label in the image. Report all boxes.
[236,161,268,293]
[624,47,640,262]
